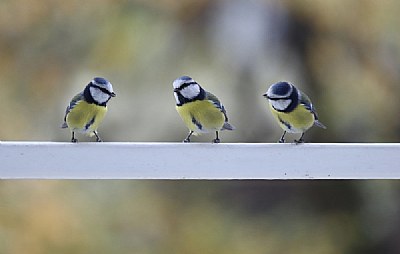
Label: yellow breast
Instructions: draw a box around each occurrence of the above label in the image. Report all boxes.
[269,104,315,133]
[66,101,107,135]
[176,100,225,133]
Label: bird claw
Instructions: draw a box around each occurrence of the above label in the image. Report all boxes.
[294,139,304,144]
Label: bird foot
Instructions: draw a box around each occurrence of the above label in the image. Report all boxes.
[212,138,220,144]
[294,139,304,144]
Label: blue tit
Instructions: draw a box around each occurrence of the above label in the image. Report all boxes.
[263,81,326,143]
[173,76,235,143]
[61,77,116,143]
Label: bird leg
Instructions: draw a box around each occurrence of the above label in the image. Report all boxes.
[278,131,286,143]
[294,133,305,144]
[183,131,194,143]
[71,132,78,143]
[212,131,220,143]
[94,131,103,142]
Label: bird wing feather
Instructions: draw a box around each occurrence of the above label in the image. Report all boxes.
[205,91,235,130]
[61,92,84,128]
[205,91,228,121]
[299,91,326,129]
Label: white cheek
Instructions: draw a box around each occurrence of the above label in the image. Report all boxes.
[270,99,291,111]
[180,85,200,99]
[174,92,180,104]
[90,87,110,104]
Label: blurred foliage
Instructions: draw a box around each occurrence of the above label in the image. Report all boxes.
[1,181,400,254]
[1,0,400,253]
[1,0,400,143]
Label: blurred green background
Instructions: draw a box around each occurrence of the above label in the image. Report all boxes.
[1,0,400,253]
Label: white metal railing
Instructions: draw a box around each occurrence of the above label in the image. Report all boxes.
[0,142,399,179]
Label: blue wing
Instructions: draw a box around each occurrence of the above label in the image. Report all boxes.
[61,92,84,128]
[205,91,235,130]
[205,91,228,121]
[299,92,326,129]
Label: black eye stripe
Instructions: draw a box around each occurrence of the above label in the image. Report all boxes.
[268,96,290,101]
[175,82,197,91]
[91,84,113,96]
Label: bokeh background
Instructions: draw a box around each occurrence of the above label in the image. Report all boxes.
[1,0,400,253]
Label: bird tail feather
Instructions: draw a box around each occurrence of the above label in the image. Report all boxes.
[314,120,327,129]
[222,122,235,131]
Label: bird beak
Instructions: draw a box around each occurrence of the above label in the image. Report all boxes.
[173,88,179,93]
[262,93,268,98]
[111,92,116,97]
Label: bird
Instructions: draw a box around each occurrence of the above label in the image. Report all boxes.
[173,75,235,143]
[263,81,326,143]
[61,77,116,143]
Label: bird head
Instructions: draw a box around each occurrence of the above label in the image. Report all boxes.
[89,77,116,105]
[173,76,202,105]
[263,81,295,111]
